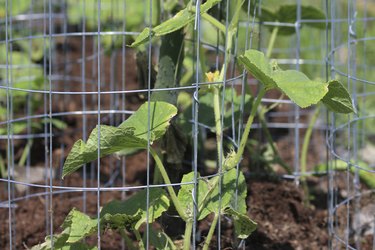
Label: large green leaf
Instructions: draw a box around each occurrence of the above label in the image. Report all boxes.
[321,80,355,114]
[239,49,353,110]
[130,0,221,47]
[100,188,170,230]
[119,101,178,141]
[62,102,177,178]
[272,70,328,108]
[224,207,257,239]
[178,169,247,220]
[177,172,210,220]
[31,209,98,250]
[31,233,97,250]
[237,49,276,90]
[62,209,98,243]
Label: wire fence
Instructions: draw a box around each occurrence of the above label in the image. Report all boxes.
[0,0,373,249]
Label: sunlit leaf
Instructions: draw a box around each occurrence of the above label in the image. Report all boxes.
[238,49,276,90]
[63,102,177,178]
[272,70,328,108]
[178,169,247,220]
[224,207,257,239]
[130,0,220,47]
[100,188,170,230]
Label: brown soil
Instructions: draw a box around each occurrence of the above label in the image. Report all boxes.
[0,175,329,249]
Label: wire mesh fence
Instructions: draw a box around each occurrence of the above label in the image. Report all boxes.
[0,0,373,249]
[327,0,375,249]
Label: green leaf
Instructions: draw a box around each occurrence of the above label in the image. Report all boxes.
[31,234,97,250]
[204,168,247,216]
[177,172,210,220]
[31,209,98,250]
[178,169,247,220]
[62,209,98,243]
[237,49,276,90]
[321,80,355,114]
[224,207,257,239]
[272,70,329,108]
[119,101,178,141]
[277,5,327,36]
[62,102,177,178]
[101,213,141,231]
[62,126,146,177]
[239,49,333,108]
[130,0,221,47]
[100,188,170,230]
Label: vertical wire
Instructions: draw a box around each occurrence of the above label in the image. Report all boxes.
[42,0,50,241]
[216,1,231,248]
[348,0,361,249]
[192,1,202,248]
[145,0,154,248]
[293,0,302,185]
[25,0,34,198]
[81,0,88,213]
[236,2,257,248]
[326,0,334,248]
[120,1,127,249]
[5,0,13,247]
[120,0,127,199]
[96,0,102,248]
[345,1,353,248]
[107,0,116,187]
[48,0,54,246]
[8,0,16,245]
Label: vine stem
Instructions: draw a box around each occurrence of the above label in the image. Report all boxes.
[300,105,321,181]
[134,230,145,250]
[183,220,193,250]
[202,213,219,250]
[227,87,266,169]
[202,13,226,34]
[266,27,278,58]
[119,230,137,250]
[149,147,188,221]
[213,86,223,162]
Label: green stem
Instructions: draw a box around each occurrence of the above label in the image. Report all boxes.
[134,230,145,250]
[149,147,188,221]
[213,87,223,162]
[18,139,33,167]
[300,105,321,182]
[266,27,279,58]
[119,230,137,250]
[258,107,292,174]
[226,87,266,170]
[183,220,193,250]
[300,105,321,205]
[201,13,226,34]
[202,213,219,250]
[0,154,5,178]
